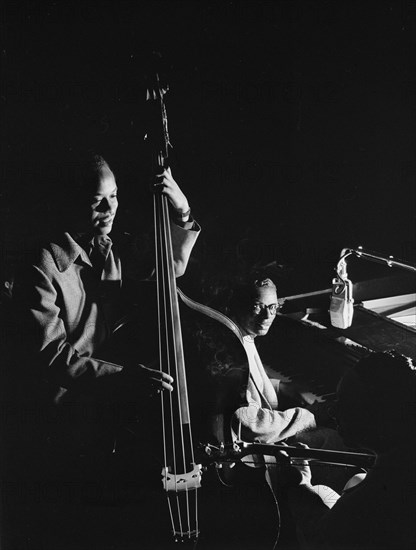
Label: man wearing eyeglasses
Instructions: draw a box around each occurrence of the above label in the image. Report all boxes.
[228,278,317,444]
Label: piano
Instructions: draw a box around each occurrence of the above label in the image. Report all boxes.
[256,248,416,407]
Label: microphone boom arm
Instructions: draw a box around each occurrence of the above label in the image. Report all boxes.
[339,247,416,273]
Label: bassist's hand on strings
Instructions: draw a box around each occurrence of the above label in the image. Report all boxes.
[122,363,174,398]
[154,167,191,221]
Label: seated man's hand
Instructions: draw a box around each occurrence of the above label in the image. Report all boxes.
[276,442,313,487]
[279,381,303,400]
[288,442,313,486]
[279,381,321,404]
[278,381,311,409]
[279,443,341,508]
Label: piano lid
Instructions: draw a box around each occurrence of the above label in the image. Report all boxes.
[279,253,416,362]
[362,293,416,329]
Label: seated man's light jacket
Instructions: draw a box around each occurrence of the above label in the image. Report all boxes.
[232,336,316,444]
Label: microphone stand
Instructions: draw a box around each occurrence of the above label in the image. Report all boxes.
[338,247,416,273]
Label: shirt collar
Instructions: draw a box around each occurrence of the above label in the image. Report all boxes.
[49,232,92,272]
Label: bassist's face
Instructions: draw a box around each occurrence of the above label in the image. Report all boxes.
[75,168,119,236]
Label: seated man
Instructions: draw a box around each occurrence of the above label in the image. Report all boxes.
[285,351,416,550]
[227,278,317,443]
[11,152,200,461]
[210,276,351,497]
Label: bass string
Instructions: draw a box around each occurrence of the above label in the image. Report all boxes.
[154,193,179,534]
[161,194,198,539]
[154,194,169,472]
[155,192,197,539]
[155,193,182,536]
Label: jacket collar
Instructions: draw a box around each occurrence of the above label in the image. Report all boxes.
[50,232,92,272]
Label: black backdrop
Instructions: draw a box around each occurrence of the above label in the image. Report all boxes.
[1,2,415,549]
[1,0,415,295]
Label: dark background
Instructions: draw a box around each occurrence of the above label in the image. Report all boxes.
[1,0,415,297]
[0,3,415,548]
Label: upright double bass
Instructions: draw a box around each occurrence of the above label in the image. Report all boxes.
[145,70,202,544]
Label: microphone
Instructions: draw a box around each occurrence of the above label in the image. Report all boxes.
[329,255,354,329]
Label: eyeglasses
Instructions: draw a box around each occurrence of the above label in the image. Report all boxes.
[252,303,281,315]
